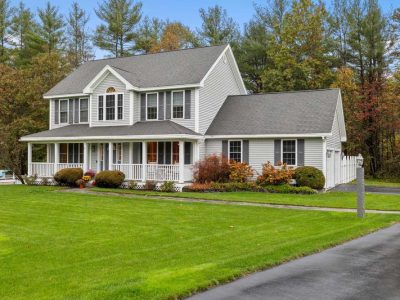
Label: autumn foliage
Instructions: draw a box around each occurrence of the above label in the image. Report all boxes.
[229,161,254,182]
[256,162,294,186]
[193,154,231,183]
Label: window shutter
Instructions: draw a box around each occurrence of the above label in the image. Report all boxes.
[222,140,228,158]
[165,142,171,164]
[69,99,74,124]
[158,142,164,164]
[54,100,59,124]
[297,139,304,166]
[274,139,281,166]
[158,92,164,120]
[74,99,79,123]
[166,91,171,120]
[242,140,249,163]
[184,142,192,164]
[140,93,146,121]
[184,90,191,119]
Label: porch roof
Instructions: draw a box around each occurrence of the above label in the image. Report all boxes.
[20,121,202,142]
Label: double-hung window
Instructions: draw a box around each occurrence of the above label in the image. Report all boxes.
[282,140,296,166]
[105,94,115,120]
[146,93,158,120]
[79,98,89,123]
[229,140,242,162]
[60,100,68,123]
[98,96,104,120]
[172,91,184,119]
[98,92,123,121]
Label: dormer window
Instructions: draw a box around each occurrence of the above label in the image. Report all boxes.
[106,87,116,93]
[98,89,123,121]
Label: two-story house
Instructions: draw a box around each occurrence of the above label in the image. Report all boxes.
[21,44,349,189]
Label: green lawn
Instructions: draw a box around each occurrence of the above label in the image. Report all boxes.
[91,187,400,211]
[351,178,400,188]
[1,185,399,299]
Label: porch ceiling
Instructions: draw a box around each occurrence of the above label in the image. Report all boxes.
[20,121,202,142]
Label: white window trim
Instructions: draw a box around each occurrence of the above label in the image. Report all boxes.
[228,139,243,163]
[79,98,89,124]
[113,142,123,164]
[99,92,124,121]
[59,99,69,124]
[171,90,185,120]
[281,139,297,167]
[146,92,158,121]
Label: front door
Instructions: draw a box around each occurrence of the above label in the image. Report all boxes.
[98,143,108,171]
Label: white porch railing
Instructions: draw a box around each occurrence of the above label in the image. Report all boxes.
[145,164,180,181]
[113,164,143,181]
[340,156,357,184]
[30,163,84,177]
[113,164,194,182]
[55,163,84,173]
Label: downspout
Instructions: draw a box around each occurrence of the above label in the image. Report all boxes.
[322,136,327,189]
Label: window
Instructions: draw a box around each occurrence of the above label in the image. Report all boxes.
[172,142,179,164]
[113,143,123,164]
[60,143,68,163]
[229,140,242,162]
[60,143,83,163]
[60,100,68,123]
[184,142,192,165]
[147,93,158,120]
[117,94,123,120]
[147,142,157,163]
[106,87,116,93]
[106,94,115,120]
[98,96,104,120]
[282,140,296,166]
[80,98,88,123]
[172,91,184,119]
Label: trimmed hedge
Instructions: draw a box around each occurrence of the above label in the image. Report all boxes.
[95,170,125,188]
[294,166,325,190]
[54,168,83,187]
[264,184,317,194]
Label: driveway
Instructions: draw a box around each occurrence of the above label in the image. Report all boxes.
[188,223,400,300]
[332,184,400,195]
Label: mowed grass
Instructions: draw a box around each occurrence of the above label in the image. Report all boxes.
[92,187,400,211]
[1,186,399,300]
[351,178,400,188]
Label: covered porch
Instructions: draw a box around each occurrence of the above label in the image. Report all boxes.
[28,140,196,183]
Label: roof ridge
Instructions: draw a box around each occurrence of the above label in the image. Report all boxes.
[228,88,339,98]
[84,44,229,64]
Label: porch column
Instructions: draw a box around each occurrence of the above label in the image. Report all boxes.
[128,142,133,164]
[46,144,50,163]
[83,143,89,172]
[108,142,113,170]
[179,140,184,183]
[27,142,32,176]
[141,141,147,181]
[54,143,59,174]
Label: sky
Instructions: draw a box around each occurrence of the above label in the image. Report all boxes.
[10,0,400,58]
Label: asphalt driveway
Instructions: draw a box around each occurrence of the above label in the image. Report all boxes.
[189,223,400,300]
[332,184,400,195]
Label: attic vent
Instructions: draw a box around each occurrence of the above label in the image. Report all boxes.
[106,87,116,93]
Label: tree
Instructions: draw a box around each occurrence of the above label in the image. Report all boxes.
[94,0,142,57]
[261,0,335,92]
[197,5,240,46]
[150,22,199,53]
[0,0,13,62]
[66,2,93,67]
[134,16,164,54]
[9,2,37,66]
[33,2,65,54]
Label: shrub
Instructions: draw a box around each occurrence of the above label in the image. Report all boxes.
[41,177,50,186]
[84,169,96,178]
[211,181,262,192]
[229,161,254,182]
[24,174,37,185]
[95,170,125,188]
[54,168,83,187]
[160,181,175,192]
[294,166,325,190]
[127,180,138,190]
[257,162,294,185]
[264,184,317,194]
[144,180,156,191]
[193,154,231,183]
[182,183,213,192]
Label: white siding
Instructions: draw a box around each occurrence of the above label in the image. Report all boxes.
[171,89,195,131]
[304,138,323,171]
[249,139,274,176]
[91,72,131,127]
[132,91,140,124]
[49,99,70,130]
[205,139,222,156]
[199,54,243,134]
[123,143,130,163]
[198,140,206,160]
[326,111,342,150]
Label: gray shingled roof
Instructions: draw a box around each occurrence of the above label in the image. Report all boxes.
[21,121,201,141]
[44,45,227,97]
[206,89,340,136]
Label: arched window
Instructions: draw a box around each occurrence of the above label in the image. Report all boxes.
[106,87,116,93]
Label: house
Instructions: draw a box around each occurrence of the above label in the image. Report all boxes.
[20,44,354,189]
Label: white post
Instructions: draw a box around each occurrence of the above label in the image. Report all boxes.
[54,143,59,174]
[322,137,327,188]
[46,144,50,163]
[83,143,89,172]
[27,142,32,176]
[179,140,184,183]
[142,141,147,181]
[108,142,113,170]
[129,142,133,164]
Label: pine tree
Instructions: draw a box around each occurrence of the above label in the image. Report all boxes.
[197,5,240,46]
[94,0,142,57]
[134,16,164,54]
[0,0,14,62]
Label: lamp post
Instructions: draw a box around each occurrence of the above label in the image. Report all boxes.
[356,154,365,218]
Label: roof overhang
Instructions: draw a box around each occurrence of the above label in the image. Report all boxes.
[205,133,332,139]
[20,134,202,142]
[43,93,89,99]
